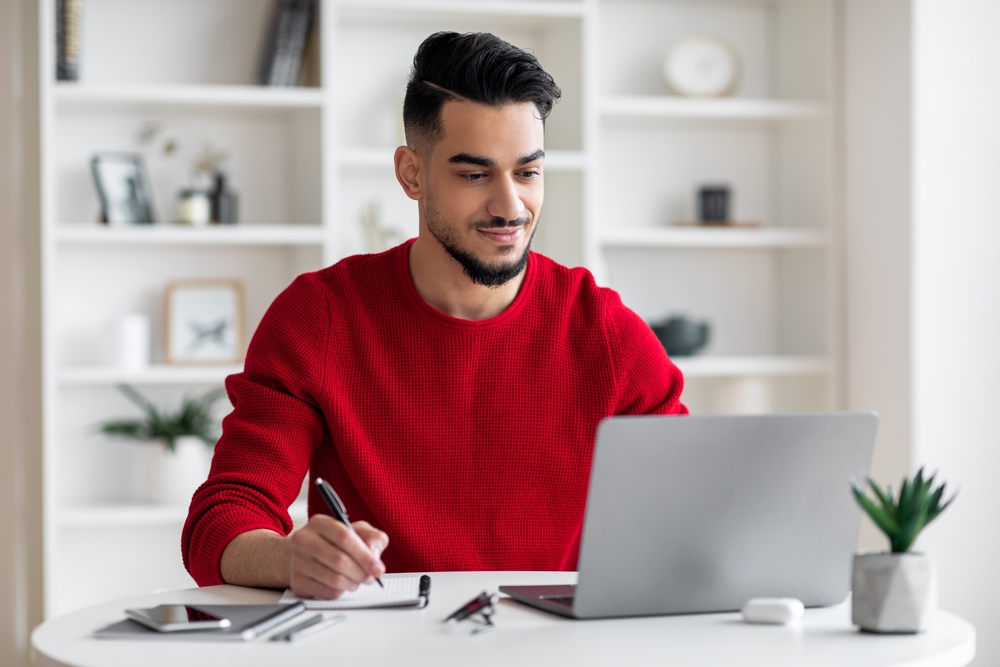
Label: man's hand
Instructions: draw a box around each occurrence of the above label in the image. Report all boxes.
[288,515,388,599]
[219,519,388,598]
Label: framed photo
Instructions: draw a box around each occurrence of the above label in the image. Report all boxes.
[90,153,156,225]
[164,279,245,365]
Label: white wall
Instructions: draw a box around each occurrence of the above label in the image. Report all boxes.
[843,0,913,549]
[912,0,1000,663]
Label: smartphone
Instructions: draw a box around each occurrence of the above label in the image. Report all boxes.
[125,605,232,632]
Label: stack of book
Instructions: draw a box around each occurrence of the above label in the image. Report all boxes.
[257,0,316,87]
[56,0,82,81]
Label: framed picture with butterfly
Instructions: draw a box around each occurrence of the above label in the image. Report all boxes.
[164,279,245,365]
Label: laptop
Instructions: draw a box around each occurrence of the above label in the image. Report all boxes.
[501,412,878,619]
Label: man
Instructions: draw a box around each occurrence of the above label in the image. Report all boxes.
[182,32,686,599]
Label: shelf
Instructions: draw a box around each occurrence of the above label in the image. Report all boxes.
[58,501,308,527]
[338,147,585,171]
[600,226,829,249]
[338,0,585,20]
[601,96,828,121]
[60,365,242,386]
[55,225,325,247]
[673,356,831,379]
[53,84,325,111]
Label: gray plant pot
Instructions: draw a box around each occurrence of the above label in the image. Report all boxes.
[852,551,937,633]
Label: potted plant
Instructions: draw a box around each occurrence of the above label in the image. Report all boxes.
[850,468,956,633]
[99,384,225,505]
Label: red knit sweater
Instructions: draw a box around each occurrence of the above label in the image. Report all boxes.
[182,240,686,586]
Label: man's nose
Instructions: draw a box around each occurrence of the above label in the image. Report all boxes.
[486,175,526,223]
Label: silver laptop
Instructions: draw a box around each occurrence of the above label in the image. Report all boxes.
[501,412,878,619]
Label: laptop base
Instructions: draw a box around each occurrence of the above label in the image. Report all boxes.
[500,585,578,619]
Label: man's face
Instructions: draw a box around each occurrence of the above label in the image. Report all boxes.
[421,100,545,288]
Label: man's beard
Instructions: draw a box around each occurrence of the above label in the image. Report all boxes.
[425,195,534,289]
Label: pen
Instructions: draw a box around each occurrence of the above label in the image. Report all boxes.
[315,477,384,588]
[270,614,345,642]
[418,574,432,609]
[445,591,498,622]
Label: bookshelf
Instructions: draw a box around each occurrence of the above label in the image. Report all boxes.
[600,96,828,120]
[38,0,841,617]
[55,225,325,246]
[53,83,326,110]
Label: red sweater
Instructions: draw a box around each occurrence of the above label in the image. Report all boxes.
[182,240,686,586]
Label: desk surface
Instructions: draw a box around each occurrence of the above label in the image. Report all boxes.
[32,571,976,667]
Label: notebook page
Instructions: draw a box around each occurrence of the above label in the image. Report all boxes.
[280,575,423,609]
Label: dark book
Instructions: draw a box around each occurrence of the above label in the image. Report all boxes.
[257,1,293,86]
[257,0,315,87]
[56,0,82,81]
[280,0,315,86]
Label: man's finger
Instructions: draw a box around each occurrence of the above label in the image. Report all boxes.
[353,521,390,557]
[293,522,373,584]
[293,549,363,594]
[310,516,385,578]
[290,564,345,600]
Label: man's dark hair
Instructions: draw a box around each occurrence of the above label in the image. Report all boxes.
[403,32,562,150]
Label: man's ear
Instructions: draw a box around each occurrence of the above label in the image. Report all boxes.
[394,145,423,201]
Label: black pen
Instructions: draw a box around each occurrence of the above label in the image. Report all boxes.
[315,478,384,588]
[445,591,497,622]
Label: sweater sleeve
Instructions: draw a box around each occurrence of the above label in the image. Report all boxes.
[182,273,330,586]
[604,290,688,416]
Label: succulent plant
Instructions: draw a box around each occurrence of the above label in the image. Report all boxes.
[850,468,956,553]
[98,384,225,452]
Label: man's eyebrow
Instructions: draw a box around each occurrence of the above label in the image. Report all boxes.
[517,149,545,165]
[448,153,495,167]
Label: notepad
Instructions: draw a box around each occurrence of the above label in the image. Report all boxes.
[280,575,430,609]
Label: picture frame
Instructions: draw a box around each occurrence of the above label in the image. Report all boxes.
[164,279,245,365]
[90,153,157,225]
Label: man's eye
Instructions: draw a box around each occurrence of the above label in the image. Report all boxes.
[463,173,486,181]
[519,171,540,179]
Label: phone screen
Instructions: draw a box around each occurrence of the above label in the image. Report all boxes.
[126,605,231,632]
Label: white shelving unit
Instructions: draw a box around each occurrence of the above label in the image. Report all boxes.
[601,96,828,120]
[54,83,326,110]
[55,225,325,246]
[58,502,308,528]
[58,365,243,386]
[38,0,841,618]
[599,226,829,249]
[673,355,830,379]
[593,0,839,417]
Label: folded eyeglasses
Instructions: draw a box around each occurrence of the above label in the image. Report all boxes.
[444,591,499,635]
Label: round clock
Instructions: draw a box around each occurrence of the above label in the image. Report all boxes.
[662,35,742,98]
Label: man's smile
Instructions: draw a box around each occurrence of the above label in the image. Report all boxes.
[477,227,524,245]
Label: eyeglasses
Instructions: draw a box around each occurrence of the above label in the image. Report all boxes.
[444,591,499,635]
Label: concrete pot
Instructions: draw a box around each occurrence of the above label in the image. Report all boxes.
[135,436,213,506]
[852,551,937,633]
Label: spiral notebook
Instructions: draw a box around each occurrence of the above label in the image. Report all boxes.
[280,574,431,609]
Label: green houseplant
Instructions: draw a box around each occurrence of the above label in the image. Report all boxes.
[99,384,224,450]
[99,385,225,505]
[849,468,956,633]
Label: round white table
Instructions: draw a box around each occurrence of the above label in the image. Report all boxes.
[32,571,976,667]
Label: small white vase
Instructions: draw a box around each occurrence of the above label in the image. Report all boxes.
[852,551,937,633]
[135,436,214,506]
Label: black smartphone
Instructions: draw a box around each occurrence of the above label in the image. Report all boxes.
[124,605,232,632]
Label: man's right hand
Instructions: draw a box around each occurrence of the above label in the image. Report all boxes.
[288,515,389,599]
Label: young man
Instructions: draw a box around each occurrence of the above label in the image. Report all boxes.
[182,32,686,599]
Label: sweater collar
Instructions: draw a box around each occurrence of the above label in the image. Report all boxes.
[397,237,537,328]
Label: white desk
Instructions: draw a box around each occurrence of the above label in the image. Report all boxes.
[32,571,975,667]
